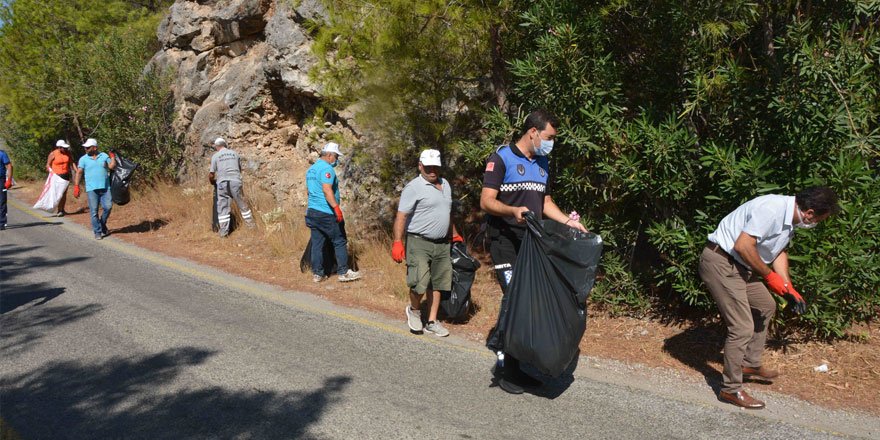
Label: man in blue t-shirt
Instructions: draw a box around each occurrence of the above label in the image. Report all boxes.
[0,148,13,230]
[304,142,361,283]
[74,138,117,239]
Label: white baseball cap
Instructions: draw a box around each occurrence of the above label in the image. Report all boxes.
[419,149,441,167]
[322,142,344,156]
[83,138,98,148]
[213,137,227,147]
[55,140,70,149]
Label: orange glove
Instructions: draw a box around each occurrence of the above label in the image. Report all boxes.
[763,271,787,296]
[3,178,10,189]
[391,240,405,263]
[73,184,81,198]
[333,205,343,223]
[784,285,807,315]
[452,234,464,243]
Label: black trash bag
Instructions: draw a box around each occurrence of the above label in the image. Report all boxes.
[300,237,338,275]
[440,242,481,320]
[299,221,356,274]
[110,150,139,206]
[497,212,603,377]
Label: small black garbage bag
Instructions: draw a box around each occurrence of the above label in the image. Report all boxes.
[299,221,355,274]
[300,237,338,275]
[110,150,139,206]
[498,212,603,377]
[440,242,481,320]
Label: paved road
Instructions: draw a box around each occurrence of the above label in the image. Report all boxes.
[1,199,877,439]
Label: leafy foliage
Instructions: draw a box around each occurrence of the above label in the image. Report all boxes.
[0,0,179,178]
[312,0,510,189]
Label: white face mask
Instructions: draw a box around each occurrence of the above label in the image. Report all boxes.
[531,130,554,156]
[796,208,817,229]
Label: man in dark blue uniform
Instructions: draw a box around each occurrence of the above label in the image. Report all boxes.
[481,109,588,394]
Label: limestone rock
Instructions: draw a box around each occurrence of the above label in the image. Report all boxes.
[150,0,368,215]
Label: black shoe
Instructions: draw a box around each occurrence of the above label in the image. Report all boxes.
[498,378,524,394]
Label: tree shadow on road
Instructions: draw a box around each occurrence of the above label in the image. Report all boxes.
[662,324,725,393]
[1,243,91,314]
[1,302,105,357]
[0,244,91,282]
[1,347,353,439]
[2,220,63,230]
[0,283,65,313]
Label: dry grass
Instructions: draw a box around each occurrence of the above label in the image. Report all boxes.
[11,180,880,415]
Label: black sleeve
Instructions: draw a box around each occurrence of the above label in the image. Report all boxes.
[482,153,506,190]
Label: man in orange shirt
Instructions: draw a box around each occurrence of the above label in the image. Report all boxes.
[46,140,78,216]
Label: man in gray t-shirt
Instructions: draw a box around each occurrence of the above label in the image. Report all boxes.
[209,137,255,236]
[391,149,463,337]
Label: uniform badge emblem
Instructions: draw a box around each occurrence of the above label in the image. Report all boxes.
[325,172,331,179]
[539,168,546,177]
[516,164,525,175]
[486,162,495,172]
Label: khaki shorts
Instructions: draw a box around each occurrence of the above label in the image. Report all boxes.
[405,234,452,294]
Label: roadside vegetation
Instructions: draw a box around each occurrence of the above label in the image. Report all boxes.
[0,0,178,180]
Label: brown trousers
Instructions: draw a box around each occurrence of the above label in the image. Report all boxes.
[698,247,776,393]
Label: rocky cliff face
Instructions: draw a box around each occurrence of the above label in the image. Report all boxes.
[149,0,380,222]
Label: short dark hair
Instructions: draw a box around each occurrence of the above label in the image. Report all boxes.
[796,186,840,216]
[521,109,559,134]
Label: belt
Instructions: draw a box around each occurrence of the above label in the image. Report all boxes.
[705,241,757,278]
[407,233,449,244]
[704,241,728,258]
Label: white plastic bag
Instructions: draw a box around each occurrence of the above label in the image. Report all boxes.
[33,172,69,212]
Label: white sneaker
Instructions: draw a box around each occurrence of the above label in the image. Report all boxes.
[312,274,327,283]
[338,269,362,282]
[424,321,449,337]
[405,306,423,331]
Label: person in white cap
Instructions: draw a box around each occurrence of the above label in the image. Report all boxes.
[391,149,462,337]
[209,137,255,237]
[304,142,361,283]
[73,138,117,239]
[46,140,78,216]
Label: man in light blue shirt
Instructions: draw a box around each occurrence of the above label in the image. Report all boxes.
[305,142,361,283]
[74,138,117,239]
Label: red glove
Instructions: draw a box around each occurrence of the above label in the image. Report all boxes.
[333,205,344,223]
[73,184,81,198]
[108,151,116,159]
[3,178,10,189]
[452,234,464,243]
[763,271,788,296]
[391,240,405,263]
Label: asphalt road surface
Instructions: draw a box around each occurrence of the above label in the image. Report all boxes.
[2,198,878,439]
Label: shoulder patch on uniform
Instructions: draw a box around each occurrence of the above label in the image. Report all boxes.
[325,172,331,179]
[485,162,495,172]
